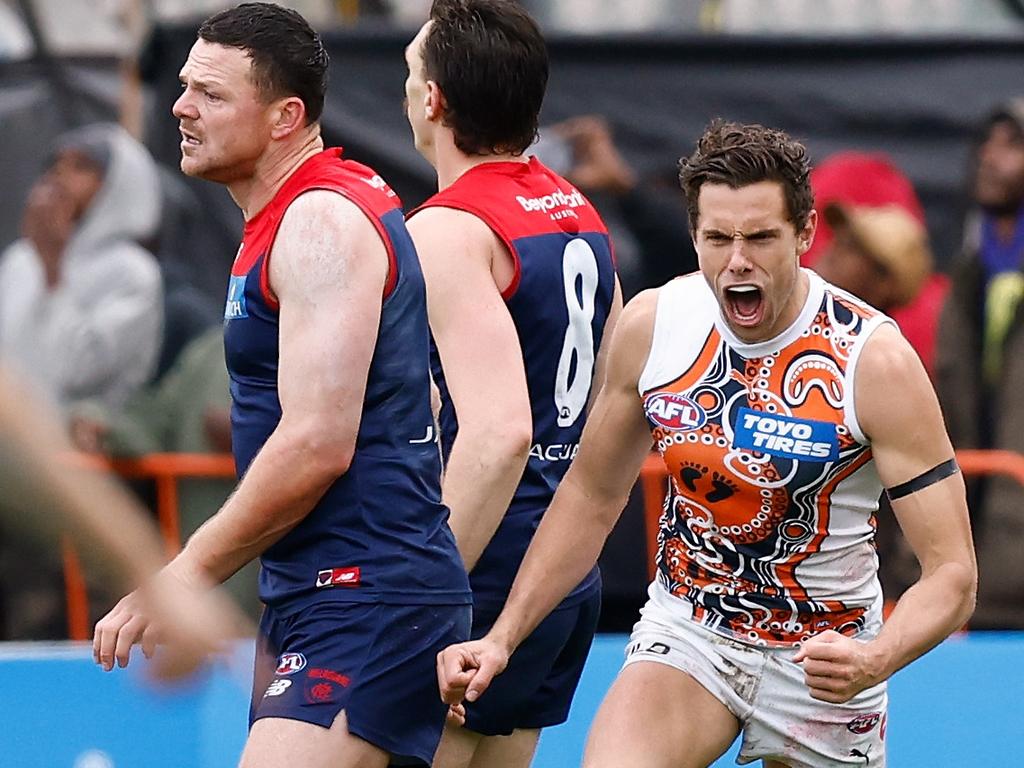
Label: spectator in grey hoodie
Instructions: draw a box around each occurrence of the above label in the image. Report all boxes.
[0,123,163,417]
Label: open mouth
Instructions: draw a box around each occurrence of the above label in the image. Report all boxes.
[180,128,201,146]
[723,284,764,326]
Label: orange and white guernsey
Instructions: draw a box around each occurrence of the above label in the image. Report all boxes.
[639,269,892,648]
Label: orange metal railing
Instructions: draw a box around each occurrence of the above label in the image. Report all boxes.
[61,453,236,640]
[638,448,1024,582]
[61,448,1024,641]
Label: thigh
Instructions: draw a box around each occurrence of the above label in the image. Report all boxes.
[583,661,740,768]
[240,710,388,768]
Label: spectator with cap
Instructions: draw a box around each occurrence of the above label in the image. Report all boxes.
[0,123,163,418]
[805,150,948,374]
[936,97,1024,629]
[815,202,933,315]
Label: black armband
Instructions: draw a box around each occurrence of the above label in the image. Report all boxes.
[885,458,960,501]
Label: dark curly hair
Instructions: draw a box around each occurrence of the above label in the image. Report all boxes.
[678,120,813,233]
[198,2,329,125]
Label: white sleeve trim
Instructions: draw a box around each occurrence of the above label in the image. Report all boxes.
[843,314,897,445]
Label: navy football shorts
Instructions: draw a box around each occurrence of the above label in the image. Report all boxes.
[464,589,600,736]
[250,601,471,764]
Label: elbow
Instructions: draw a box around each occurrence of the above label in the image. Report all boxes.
[943,558,978,622]
[461,419,533,468]
[494,421,533,468]
[288,419,356,480]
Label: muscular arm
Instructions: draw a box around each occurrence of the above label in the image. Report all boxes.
[858,323,977,676]
[171,190,388,585]
[437,290,658,705]
[795,322,977,702]
[407,207,532,571]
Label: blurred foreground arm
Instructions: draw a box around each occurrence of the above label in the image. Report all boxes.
[0,372,249,680]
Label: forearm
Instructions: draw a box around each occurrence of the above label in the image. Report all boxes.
[0,388,166,591]
[444,432,530,571]
[867,560,976,681]
[488,474,624,653]
[171,424,344,585]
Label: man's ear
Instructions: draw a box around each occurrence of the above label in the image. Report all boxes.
[425,81,445,121]
[270,96,307,140]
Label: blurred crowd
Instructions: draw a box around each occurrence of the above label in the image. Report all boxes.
[0,2,1022,640]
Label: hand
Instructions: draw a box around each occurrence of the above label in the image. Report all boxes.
[93,567,251,682]
[554,116,637,196]
[68,415,109,454]
[435,637,511,706]
[445,703,466,728]
[21,180,76,288]
[792,630,887,703]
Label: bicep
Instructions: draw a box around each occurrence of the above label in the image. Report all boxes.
[567,289,656,505]
[270,191,388,421]
[856,323,973,570]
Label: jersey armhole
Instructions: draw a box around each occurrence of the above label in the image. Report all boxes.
[843,314,898,445]
[413,200,522,301]
[259,186,400,311]
[638,277,716,395]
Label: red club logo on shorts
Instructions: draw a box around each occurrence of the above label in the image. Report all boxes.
[847,712,881,734]
[275,652,307,675]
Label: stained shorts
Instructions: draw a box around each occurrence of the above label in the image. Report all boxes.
[464,589,601,736]
[251,600,471,765]
[623,591,887,767]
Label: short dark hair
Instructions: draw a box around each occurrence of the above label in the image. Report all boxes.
[198,2,329,124]
[424,0,548,156]
[678,120,814,233]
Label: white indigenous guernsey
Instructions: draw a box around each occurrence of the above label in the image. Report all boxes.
[639,269,892,648]
[625,270,892,766]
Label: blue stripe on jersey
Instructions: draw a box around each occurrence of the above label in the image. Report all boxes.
[432,229,615,612]
[226,206,470,612]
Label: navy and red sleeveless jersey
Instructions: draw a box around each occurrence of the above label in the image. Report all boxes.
[412,158,617,612]
[224,148,470,612]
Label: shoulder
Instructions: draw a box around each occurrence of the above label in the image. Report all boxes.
[607,288,660,380]
[407,205,503,261]
[854,321,936,442]
[856,321,919,380]
[277,189,382,247]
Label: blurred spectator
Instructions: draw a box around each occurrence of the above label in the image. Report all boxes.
[549,116,698,297]
[69,326,261,621]
[0,123,163,417]
[805,151,949,374]
[815,203,932,314]
[936,97,1024,629]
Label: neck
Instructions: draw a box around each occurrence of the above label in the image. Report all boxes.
[429,130,528,191]
[229,127,324,220]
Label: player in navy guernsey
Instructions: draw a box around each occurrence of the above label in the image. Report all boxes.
[405,3,622,766]
[93,6,470,768]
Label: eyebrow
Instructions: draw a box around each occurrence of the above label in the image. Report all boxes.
[179,74,220,92]
[701,227,781,239]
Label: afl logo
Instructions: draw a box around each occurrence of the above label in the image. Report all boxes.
[846,712,881,734]
[644,392,707,431]
[276,653,307,675]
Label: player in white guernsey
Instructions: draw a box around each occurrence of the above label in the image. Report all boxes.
[437,121,977,767]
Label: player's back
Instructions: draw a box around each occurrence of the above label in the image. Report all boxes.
[415,157,617,611]
[224,148,470,613]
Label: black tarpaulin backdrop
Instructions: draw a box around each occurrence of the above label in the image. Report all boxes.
[1,26,1021,613]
